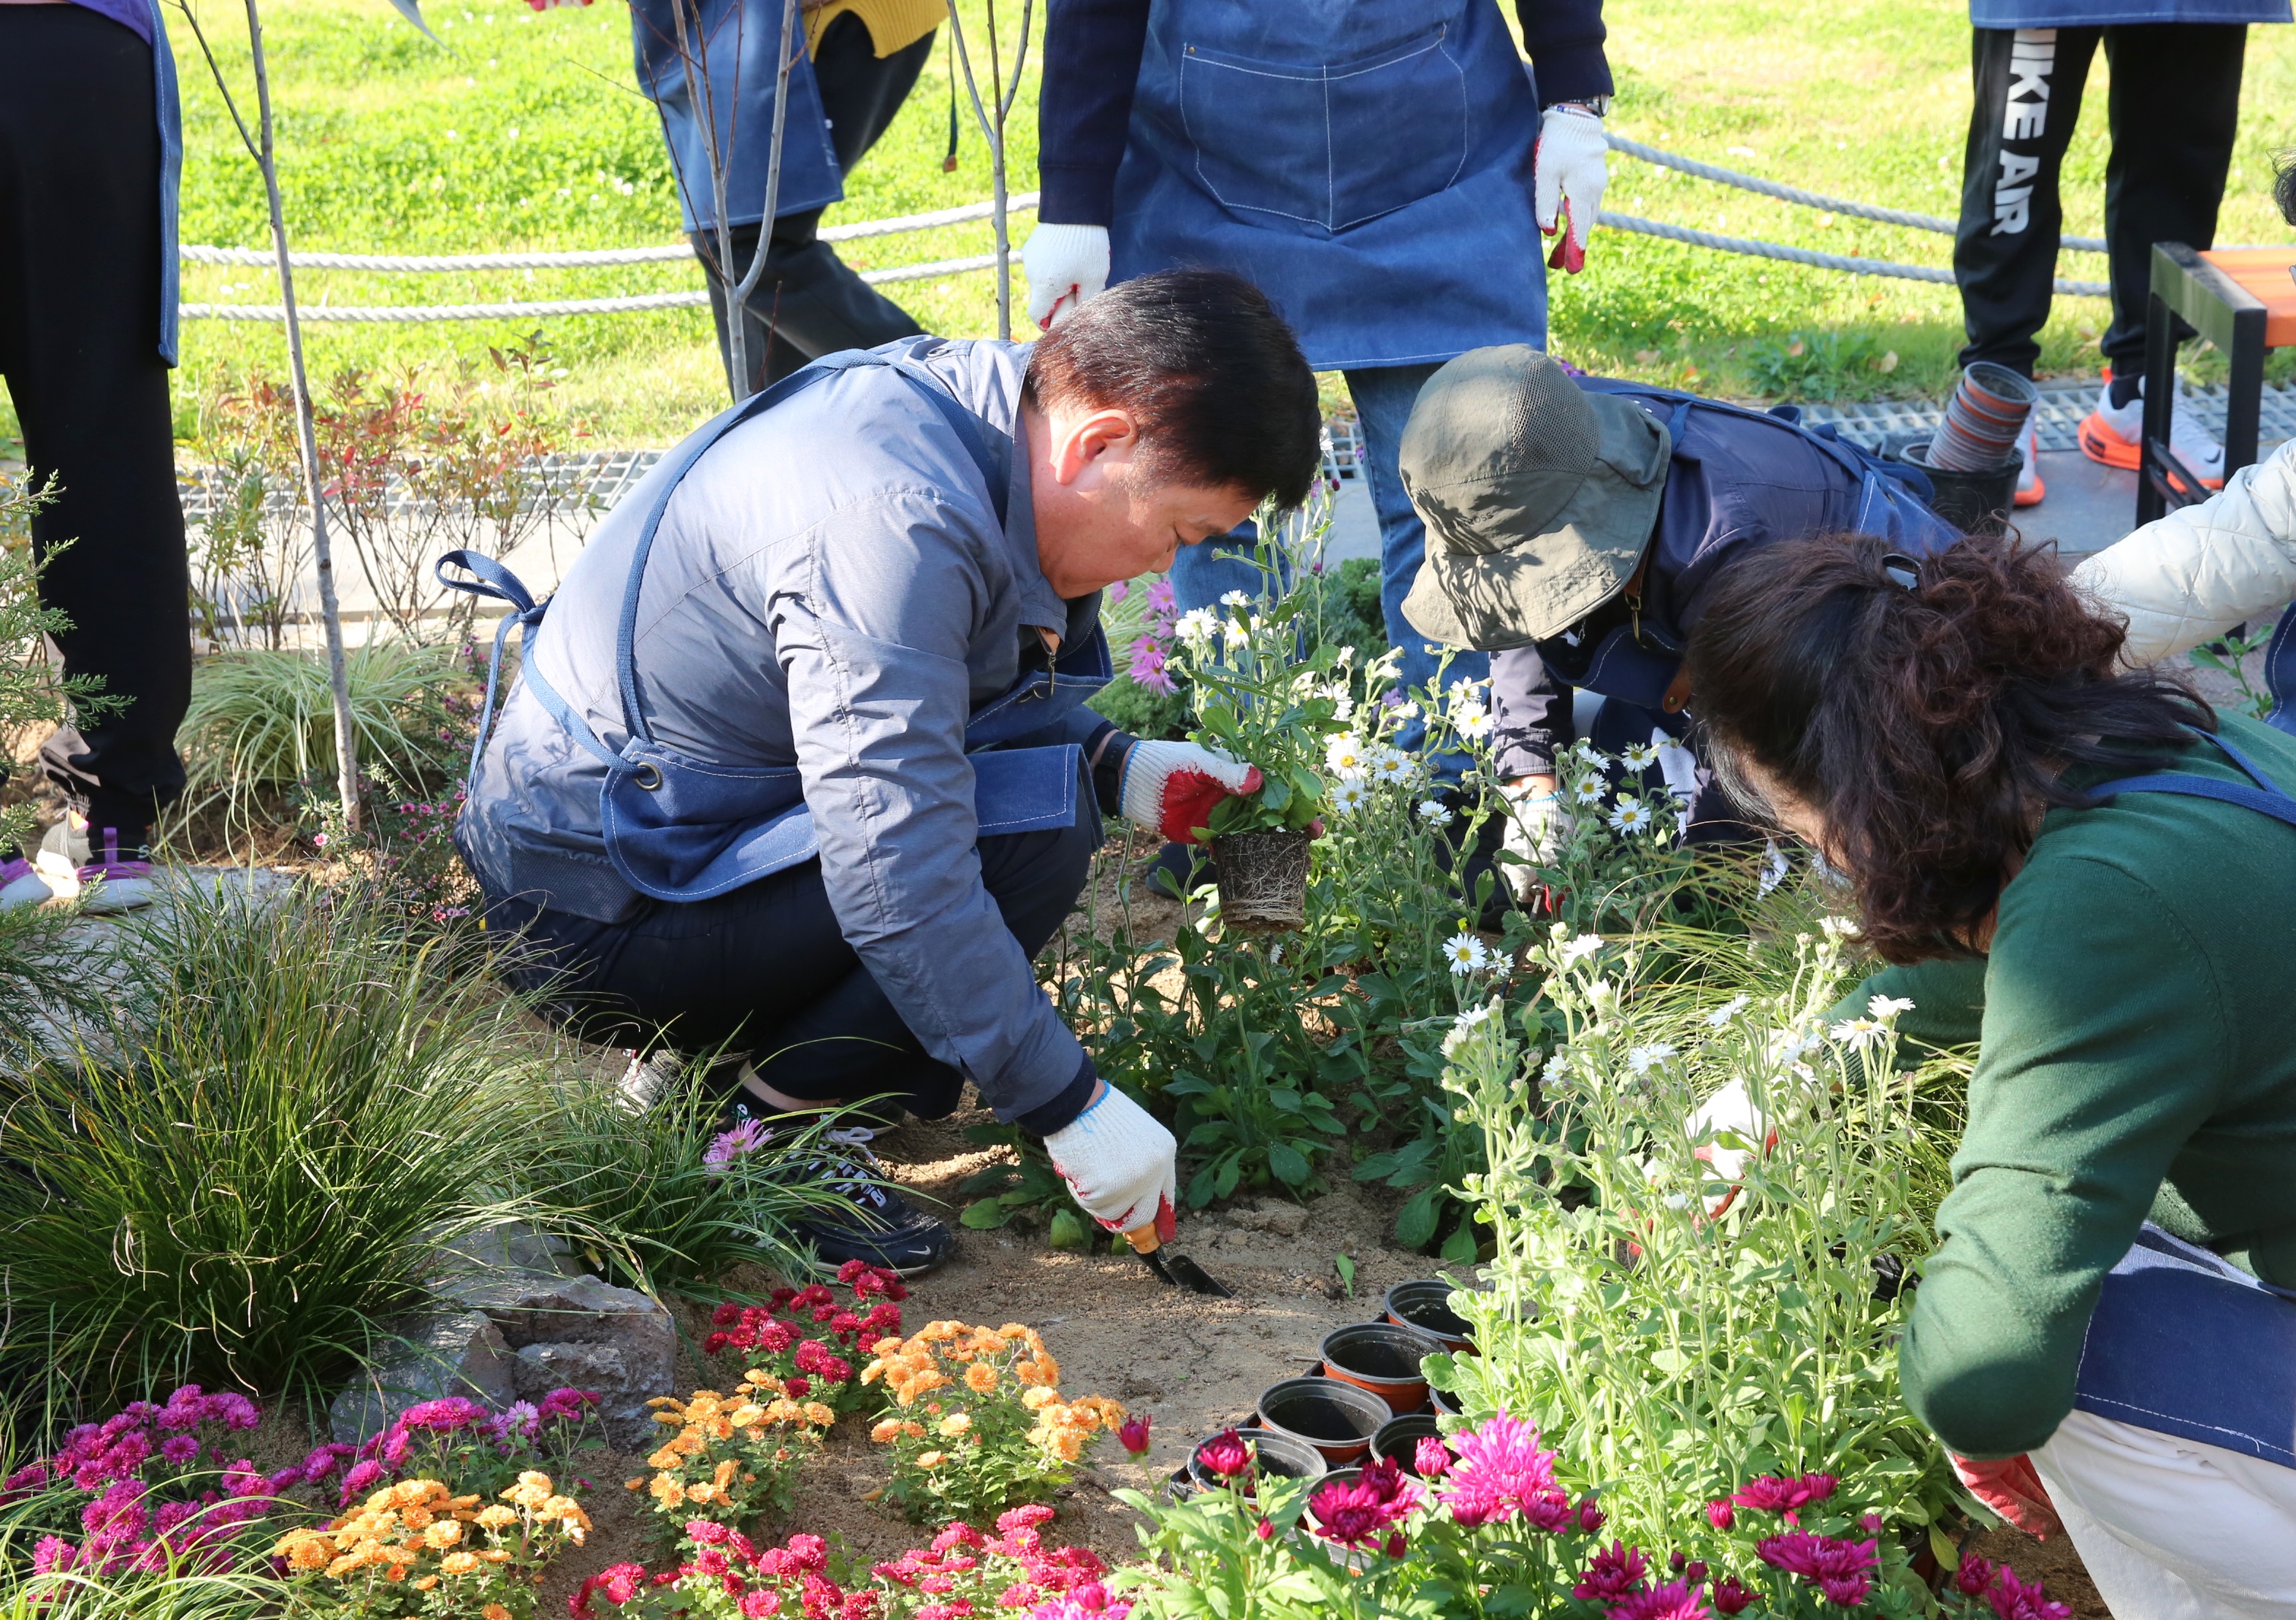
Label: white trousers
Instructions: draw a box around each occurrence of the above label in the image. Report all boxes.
[2031,1408,2296,1619]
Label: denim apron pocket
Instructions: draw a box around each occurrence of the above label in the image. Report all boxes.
[1178,26,1468,234]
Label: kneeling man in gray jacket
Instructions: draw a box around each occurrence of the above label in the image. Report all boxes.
[455,270,1319,1274]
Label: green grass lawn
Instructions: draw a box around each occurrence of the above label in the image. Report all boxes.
[6,0,2296,455]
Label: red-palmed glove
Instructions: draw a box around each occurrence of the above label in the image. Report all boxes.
[1951,1454,2062,1540]
[1535,104,1608,274]
[1118,740,1262,845]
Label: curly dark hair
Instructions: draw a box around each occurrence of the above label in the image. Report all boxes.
[1685,531,2214,964]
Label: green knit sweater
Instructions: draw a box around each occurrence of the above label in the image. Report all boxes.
[1824,713,2296,1459]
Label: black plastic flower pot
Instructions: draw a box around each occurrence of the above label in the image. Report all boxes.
[1211,829,1311,933]
[1383,1279,1480,1354]
[1256,1375,1390,1467]
[1371,1413,1448,1475]
[1186,1426,1326,1497]
[1889,437,2020,538]
[1319,1321,1445,1414]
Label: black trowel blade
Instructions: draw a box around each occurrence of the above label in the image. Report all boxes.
[1139,1245,1233,1298]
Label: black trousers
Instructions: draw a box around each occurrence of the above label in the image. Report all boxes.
[489,812,1095,1119]
[692,14,934,396]
[0,7,191,848]
[1954,23,2246,382]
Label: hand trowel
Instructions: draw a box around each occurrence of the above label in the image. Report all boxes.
[1125,1219,1233,1298]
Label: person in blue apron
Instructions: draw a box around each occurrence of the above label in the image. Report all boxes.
[1390,346,1960,897]
[1020,0,1615,821]
[629,0,935,396]
[1685,528,2296,1616]
[451,271,1320,1274]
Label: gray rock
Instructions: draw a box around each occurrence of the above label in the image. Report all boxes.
[479,1275,676,1449]
[329,1310,518,1447]
[428,1220,576,1306]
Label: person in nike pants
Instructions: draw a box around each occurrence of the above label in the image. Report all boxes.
[1951,9,2278,505]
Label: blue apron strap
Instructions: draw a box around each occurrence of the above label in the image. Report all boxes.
[2090,723,2296,831]
[2264,603,2296,739]
[434,548,624,794]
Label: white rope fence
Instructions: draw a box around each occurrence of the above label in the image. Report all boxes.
[176,136,2124,323]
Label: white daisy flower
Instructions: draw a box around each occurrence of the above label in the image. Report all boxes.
[1328,775,1372,815]
[1607,797,1656,835]
[1454,707,1494,741]
[1441,933,1492,976]
[1440,1002,1496,1056]
[1571,776,1608,807]
[1219,590,1252,607]
[1390,700,1419,721]
[1335,645,1357,667]
[1619,740,1660,771]
[1174,607,1218,645]
[1626,1043,1677,1075]
[1333,695,1356,721]
[1703,994,1751,1029]
[1868,994,1916,1020]
[1370,747,1414,786]
[1325,736,1366,775]
[1819,915,1857,940]
[1416,799,1454,826]
[1542,1051,1569,1086]
[1557,934,1604,967]
[1829,1016,1886,1050]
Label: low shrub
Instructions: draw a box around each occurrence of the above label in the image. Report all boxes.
[271,1470,592,1619]
[333,1389,606,1510]
[860,1323,1125,1524]
[0,886,565,1407]
[700,1264,910,1417]
[630,1383,836,1530]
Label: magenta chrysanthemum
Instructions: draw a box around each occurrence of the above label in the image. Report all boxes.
[1436,1410,1569,1531]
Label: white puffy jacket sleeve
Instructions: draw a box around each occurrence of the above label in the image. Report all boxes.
[2072,439,2296,665]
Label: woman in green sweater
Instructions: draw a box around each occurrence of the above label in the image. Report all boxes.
[1684,529,2296,1619]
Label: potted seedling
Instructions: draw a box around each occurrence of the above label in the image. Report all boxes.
[1168,561,1350,933]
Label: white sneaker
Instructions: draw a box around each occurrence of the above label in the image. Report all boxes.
[0,858,55,911]
[2079,379,2225,488]
[37,815,159,914]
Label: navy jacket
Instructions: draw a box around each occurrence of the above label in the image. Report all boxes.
[1037,0,1614,229]
[1488,382,1866,779]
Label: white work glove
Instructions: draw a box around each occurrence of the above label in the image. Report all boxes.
[1045,1084,1178,1240]
[1499,780,1570,903]
[1534,105,1608,273]
[1119,739,1262,846]
[1687,1078,1772,1217]
[1022,222,1109,331]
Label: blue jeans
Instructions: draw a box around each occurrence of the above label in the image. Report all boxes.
[1168,363,1489,786]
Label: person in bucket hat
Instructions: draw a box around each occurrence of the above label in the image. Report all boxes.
[1397,345,1888,894]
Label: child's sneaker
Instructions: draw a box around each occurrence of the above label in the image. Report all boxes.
[2078,376,2224,489]
[0,858,54,911]
[2013,418,2045,508]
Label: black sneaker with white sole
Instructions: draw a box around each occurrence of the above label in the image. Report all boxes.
[778,1126,957,1278]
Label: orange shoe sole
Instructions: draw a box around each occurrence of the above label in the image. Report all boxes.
[2079,410,2224,489]
[2013,475,2046,508]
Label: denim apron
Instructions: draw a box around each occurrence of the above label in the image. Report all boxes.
[442,351,1109,907]
[1109,0,1547,372]
[2068,729,2296,1468]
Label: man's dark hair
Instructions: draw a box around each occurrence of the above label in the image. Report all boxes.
[1024,269,1320,510]
[1686,529,2214,964]
[2276,147,2296,227]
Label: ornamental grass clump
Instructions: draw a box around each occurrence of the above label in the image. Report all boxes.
[630,1381,836,1529]
[700,1262,909,1416]
[0,886,567,1408]
[860,1322,1125,1523]
[270,1470,590,1620]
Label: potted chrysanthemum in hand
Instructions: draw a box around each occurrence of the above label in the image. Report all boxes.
[1168,581,1350,932]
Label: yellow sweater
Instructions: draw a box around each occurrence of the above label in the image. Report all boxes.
[804,0,941,56]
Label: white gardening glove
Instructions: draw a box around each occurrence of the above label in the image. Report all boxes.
[1045,1084,1178,1240]
[1534,105,1608,273]
[1499,780,1570,903]
[1118,739,1262,846]
[1022,222,1109,331]
[1687,1078,1774,1217]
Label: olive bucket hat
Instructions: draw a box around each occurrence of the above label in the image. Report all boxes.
[1398,345,1672,651]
